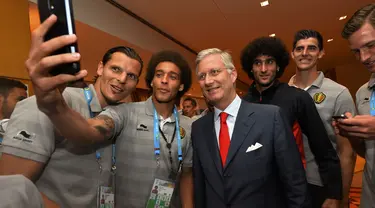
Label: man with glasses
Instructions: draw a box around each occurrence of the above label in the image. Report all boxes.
[289,30,356,208]
[335,3,375,207]
[241,37,342,208]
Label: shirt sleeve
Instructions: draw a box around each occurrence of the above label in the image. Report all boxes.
[333,88,357,116]
[99,104,129,140]
[0,96,56,163]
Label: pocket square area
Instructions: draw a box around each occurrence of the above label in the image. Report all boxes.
[246,142,263,152]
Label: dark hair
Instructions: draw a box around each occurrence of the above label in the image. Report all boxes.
[293,30,324,51]
[0,77,27,97]
[93,46,143,82]
[183,97,197,107]
[240,37,290,79]
[145,50,192,99]
[342,3,375,39]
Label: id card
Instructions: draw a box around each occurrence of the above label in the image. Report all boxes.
[98,186,115,208]
[146,178,175,208]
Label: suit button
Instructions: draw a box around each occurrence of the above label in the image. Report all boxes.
[224,173,232,177]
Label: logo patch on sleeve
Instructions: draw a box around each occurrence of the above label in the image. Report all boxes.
[13,130,35,144]
[313,92,326,104]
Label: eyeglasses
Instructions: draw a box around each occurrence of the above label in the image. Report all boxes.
[197,68,227,81]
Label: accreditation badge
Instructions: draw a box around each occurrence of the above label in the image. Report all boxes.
[97,186,115,208]
[146,178,175,208]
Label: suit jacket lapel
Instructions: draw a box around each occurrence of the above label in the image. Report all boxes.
[224,101,255,170]
[204,112,223,176]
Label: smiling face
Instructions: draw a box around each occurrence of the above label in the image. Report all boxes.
[291,37,325,71]
[252,55,278,89]
[151,61,184,104]
[96,52,141,105]
[348,22,375,72]
[197,54,237,110]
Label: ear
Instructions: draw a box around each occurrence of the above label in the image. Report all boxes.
[179,84,184,92]
[97,61,104,76]
[150,82,153,87]
[290,51,295,59]
[230,68,238,83]
[318,49,325,59]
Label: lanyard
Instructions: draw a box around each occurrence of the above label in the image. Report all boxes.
[83,87,116,175]
[370,90,375,116]
[153,106,183,167]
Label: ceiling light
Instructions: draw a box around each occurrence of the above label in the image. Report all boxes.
[339,15,347,20]
[269,33,276,37]
[327,39,333,42]
[260,1,269,7]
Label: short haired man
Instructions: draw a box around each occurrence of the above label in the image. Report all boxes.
[24,18,194,207]
[192,48,309,207]
[0,77,27,141]
[289,29,356,208]
[241,37,342,208]
[335,3,375,207]
[0,15,143,207]
[182,97,197,118]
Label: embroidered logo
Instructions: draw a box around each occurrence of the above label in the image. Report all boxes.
[136,124,149,131]
[313,92,326,104]
[179,127,186,139]
[13,130,35,144]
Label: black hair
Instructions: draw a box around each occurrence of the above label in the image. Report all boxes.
[145,50,192,99]
[93,46,143,82]
[183,97,197,107]
[0,77,27,97]
[293,29,324,51]
[240,37,290,79]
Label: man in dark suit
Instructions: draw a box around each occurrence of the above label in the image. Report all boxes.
[192,48,310,208]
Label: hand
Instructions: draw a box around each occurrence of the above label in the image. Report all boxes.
[336,112,375,140]
[25,15,87,114]
[321,198,339,208]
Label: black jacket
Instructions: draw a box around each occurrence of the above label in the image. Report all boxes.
[243,80,342,200]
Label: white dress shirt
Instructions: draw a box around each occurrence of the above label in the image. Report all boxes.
[214,95,242,147]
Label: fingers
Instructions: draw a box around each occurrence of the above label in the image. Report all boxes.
[33,15,58,39]
[344,112,353,118]
[40,70,88,91]
[33,53,81,76]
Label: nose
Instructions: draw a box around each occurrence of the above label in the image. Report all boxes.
[118,71,127,83]
[260,63,267,72]
[302,48,308,56]
[359,49,371,63]
[204,74,214,86]
[161,74,168,84]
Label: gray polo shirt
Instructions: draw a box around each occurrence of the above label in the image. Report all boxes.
[290,72,356,186]
[0,84,114,208]
[355,73,375,207]
[100,96,193,208]
[0,174,44,208]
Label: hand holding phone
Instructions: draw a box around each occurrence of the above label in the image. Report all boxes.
[332,114,348,120]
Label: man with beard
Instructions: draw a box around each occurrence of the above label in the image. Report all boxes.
[24,19,194,207]
[289,30,356,208]
[241,37,342,208]
[0,77,27,141]
[335,3,375,207]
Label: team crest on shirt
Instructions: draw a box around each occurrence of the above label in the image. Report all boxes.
[313,92,326,104]
[179,127,186,139]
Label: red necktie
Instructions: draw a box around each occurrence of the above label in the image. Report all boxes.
[219,112,230,166]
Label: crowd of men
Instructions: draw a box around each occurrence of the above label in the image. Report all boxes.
[0,3,374,208]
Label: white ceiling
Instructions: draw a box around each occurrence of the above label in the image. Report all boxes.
[115,0,374,85]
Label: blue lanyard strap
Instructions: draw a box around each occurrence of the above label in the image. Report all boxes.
[370,90,375,116]
[153,106,183,163]
[83,87,116,173]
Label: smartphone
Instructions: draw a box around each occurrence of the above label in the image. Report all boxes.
[332,114,348,120]
[38,0,80,75]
